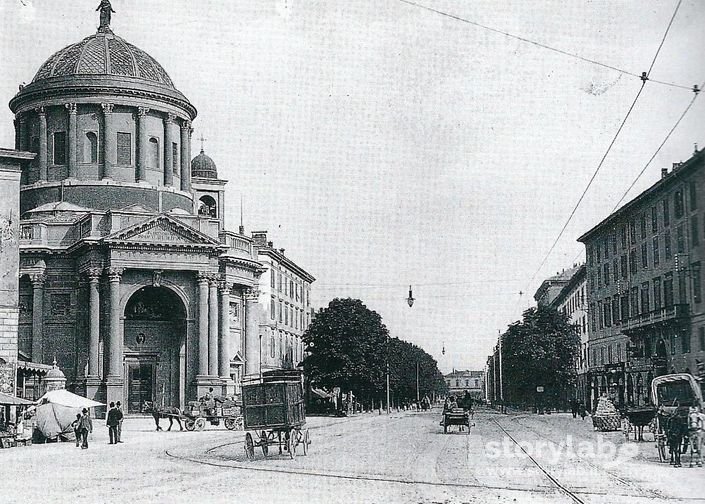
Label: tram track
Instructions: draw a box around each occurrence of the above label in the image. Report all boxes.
[161,411,694,502]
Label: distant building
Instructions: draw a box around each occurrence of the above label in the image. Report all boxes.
[548,264,590,409]
[444,370,483,399]
[534,264,582,307]
[252,231,315,378]
[578,149,705,409]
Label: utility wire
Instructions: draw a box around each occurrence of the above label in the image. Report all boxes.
[514,0,684,315]
[396,0,692,91]
[612,80,703,211]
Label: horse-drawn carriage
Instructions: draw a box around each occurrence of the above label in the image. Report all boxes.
[649,373,704,466]
[442,408,471,434]
[184,397,243,431]
[242,370,311,460]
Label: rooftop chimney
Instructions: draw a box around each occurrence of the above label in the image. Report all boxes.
[267,241,273,247]
[661,168,668,179]
[279,248,285,255]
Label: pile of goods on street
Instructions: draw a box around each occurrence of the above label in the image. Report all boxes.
[592,396,621,431]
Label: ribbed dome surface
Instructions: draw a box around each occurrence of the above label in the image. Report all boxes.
[191,149,218,179]
[32,30,174,88]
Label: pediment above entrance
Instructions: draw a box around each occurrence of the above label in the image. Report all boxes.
[103,214,221,249]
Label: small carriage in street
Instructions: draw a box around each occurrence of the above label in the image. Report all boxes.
[242,370,311,460]
[650,373,703,464]
[184,398,243,432]
[442,408,471,434]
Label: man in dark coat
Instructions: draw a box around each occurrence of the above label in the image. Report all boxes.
[78,408,93,449]
[106,402,122,444]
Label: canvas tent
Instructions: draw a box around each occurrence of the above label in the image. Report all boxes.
[35,390,104,440]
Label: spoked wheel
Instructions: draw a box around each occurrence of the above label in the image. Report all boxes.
[194,417,207,431]
[302,429,310,455]
[244,433,255,460]
[261,431,269,457]
[287,429,297,459]
[185,418,196,431]
[225,416,243,431]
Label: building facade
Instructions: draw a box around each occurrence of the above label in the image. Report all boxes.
[6,6,269,414]
[444,370,484,399]
[251,231,315,378]
[578,151,705,410]
[548,264,590,409]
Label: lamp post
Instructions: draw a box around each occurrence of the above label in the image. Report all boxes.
[416,360,420,403]
[259,333,262,381]
[386,332,390,414]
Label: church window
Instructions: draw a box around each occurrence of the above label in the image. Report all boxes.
[53,132,66,165]
[172,142,179,173]
[148,137,159,168]
[85,132,98,163]
[116,132,131,165]
[198,195,217,218]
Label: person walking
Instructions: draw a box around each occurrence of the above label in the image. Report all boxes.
[106,402,121,444]
[71,413,82,447]
[78,408,93,449]
[116,401,124,443]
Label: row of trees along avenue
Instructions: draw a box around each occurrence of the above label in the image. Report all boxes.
[302,298,447,410]
[500,305,580,408]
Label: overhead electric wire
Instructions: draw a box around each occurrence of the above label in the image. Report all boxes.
[513,0,684,316]
[396,0,692,91]
[612,79,704,211]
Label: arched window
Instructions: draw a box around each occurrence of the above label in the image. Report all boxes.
[148,137,160,169]
[84,132,98,163]
[198,195,217,218]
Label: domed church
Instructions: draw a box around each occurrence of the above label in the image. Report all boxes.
[7,3,267,414]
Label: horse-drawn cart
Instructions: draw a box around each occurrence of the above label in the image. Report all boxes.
[242,370,310,460]
[184,398,243,431]
[442,408,471,434]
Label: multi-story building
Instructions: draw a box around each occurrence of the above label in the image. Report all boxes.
[444,370,484,399]
[251,231,315,378]
[534,265,582,307]
[578,150,705,409]
[549,264,590,408]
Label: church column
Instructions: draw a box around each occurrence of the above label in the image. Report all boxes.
[208,276,219,376]
[87,269,101,378]
[180,120,191,192]
[164,113,175,186]
[36,107,47,181]
[218,281,230,378]
[17,114,28,151]
[136,107,150,182]
[244,289,260,377]
[65,103,77,178]
[14,116,20,150]
[30,273,45,363]
[101,103,115,179]
[107,268,122,378]
[197,273,209,376]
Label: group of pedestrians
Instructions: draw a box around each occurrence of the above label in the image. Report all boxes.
[71,401,124,449]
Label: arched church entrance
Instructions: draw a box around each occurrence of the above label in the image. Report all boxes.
[123,286,186,414]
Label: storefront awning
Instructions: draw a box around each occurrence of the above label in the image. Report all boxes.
[311,388,333,399]
[16,361,52,374]
[0,392,35,406]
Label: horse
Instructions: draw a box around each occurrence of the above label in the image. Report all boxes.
[687,407,705,467]
[142,401,184,431]
[665,409,689,467]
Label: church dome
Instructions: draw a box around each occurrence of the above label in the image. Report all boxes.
[32,31,174,88]
[191,149,218,179]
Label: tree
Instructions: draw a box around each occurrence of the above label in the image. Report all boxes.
[302,298,387,405]
[501,305,580,408]
[388,338,447,405]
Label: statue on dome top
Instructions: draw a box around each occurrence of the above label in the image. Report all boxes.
[96,0,115,31]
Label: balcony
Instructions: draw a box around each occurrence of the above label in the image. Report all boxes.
[623,304,689,332]
[219,230,254,260]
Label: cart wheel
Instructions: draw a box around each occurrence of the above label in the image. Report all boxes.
[244,433,255,460]
[194,418,207,431]
[185,419,195,431]
[225,417,242,431]
[261,431,269,457]
[302,429,310,456]
[288,429,297,459]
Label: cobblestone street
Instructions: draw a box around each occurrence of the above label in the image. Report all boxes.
[2,408,704,504]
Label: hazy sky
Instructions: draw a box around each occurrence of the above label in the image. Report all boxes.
[1,1,704,373]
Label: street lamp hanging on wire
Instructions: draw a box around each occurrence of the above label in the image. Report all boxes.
[407,285,415,307]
